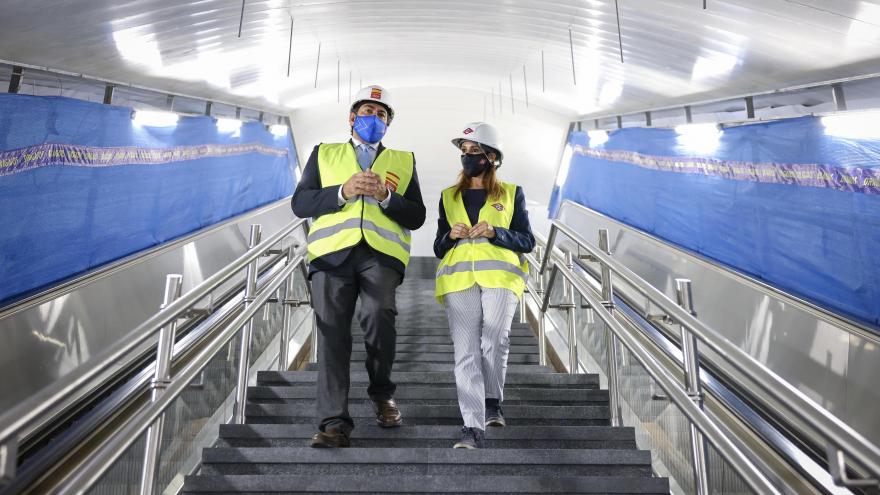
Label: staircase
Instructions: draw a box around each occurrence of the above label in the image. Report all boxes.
[182,258,669,494]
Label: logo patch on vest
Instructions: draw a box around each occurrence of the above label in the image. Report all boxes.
[463,127,474,135]
[492,203,504,211]
[370,88,382,99]
[385,171,400,192]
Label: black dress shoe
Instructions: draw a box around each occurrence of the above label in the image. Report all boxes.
[371,397,403,427]
[309,427,350,448]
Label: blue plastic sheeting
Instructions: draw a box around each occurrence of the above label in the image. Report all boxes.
[0,94,297,304]
[550,116,880,327]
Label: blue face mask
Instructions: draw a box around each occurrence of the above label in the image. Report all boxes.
[352,114,387,144]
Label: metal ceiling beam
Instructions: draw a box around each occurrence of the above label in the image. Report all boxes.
[7,66,23,94]
[832,83,847,111]
[237,0,246,38]
[581,72,880,123]
[286,17,293,77]
[102,84,114,104]
[313,43,321,89]
[615,0,625,63]
[568,27,576,85]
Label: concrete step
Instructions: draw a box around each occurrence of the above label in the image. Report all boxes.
[216,424,637,450]
[351,327,535,338]
[348,351,539,364]
[348,343,539,354]
[257,371,600,389]
[182,474,670,494]
[198,447,651,477]
[245,386,609,405]
[245,403,609,426]
[352,335,537,346]
[302,363,552,373]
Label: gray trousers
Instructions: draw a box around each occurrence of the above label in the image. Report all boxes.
[444,284,519,429]
[311,244,402,434]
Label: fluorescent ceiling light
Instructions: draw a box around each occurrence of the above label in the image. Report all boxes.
[598,81,623,107]
[112,27,163,68]
[822,111,880,139]
[132,110,179,127]
[691,52,738,81]
[848,2,880,41]
[675,123,722,155]
[675,123,720,135]
[216,118,243,132]
[269,124,289,136]
[588,130,609,146]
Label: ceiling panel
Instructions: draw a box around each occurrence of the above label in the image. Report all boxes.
[1,0,879,118]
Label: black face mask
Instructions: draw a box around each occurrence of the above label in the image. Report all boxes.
[461,153,492,178]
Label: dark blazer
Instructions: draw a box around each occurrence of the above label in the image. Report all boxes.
[291,141,426,276]
[434,185,536,259]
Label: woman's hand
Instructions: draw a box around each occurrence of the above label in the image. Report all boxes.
[468,221,495,239]
[449,223,470,240]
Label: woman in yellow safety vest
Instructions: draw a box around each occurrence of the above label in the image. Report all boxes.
[434,122,535,449]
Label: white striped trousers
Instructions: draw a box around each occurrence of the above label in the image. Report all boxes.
[444,284,519,429]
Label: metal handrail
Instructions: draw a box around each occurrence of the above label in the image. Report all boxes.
[540,257,781,494]
[0,217,309,483]
[558,199,880,344]
[538,218,880,487]
[62,252,306,494]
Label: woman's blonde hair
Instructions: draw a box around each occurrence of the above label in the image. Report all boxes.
[453,147,502,200]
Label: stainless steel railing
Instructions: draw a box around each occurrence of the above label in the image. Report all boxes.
[523,219,880,493]
[0,218,313,493]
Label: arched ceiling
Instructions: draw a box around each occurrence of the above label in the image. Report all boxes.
[2,0,880,118]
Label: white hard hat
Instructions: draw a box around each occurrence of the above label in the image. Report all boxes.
[451,122,504,163]
[351,85,395,122]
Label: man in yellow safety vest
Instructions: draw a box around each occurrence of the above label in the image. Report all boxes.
[291,85,426,448]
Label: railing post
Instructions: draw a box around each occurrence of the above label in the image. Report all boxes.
[535,246,547,367]
[140,274,183,495]
[309,314,318,364]
[0,437,17,485]
[564,252,578,374]
[676,278,710,495]
[278,246,297,371]
[233,224,262,424]
[599,229,622,427]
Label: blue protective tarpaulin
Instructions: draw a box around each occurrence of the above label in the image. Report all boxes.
[0,94,297,304]
[550,116,880,327]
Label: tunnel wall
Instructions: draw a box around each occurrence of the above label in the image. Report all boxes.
[0,94,297,305]
[550,116,880,327]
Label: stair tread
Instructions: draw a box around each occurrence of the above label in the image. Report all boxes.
[257,371,600,388]
[219,424,636,441]
[245,386,608,402]
[303,363,554,372]
[246,403,609,419]
[182,474,670,493]
[201,447,652,465]
[182,261,667,493]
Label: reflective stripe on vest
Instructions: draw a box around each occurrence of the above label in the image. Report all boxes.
[435,182,528,303]
[307,143,414,266]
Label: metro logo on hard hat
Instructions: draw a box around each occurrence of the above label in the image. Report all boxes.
[370,88,382,99]
[463,127,474,135]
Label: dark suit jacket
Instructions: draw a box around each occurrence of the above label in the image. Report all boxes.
[291,140,426,276]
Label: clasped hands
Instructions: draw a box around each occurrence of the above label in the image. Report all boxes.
[449,221,495,240]
[341,170,388,201]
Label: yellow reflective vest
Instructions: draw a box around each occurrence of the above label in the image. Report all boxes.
[435,182,528,303]
[307,142,414,267]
